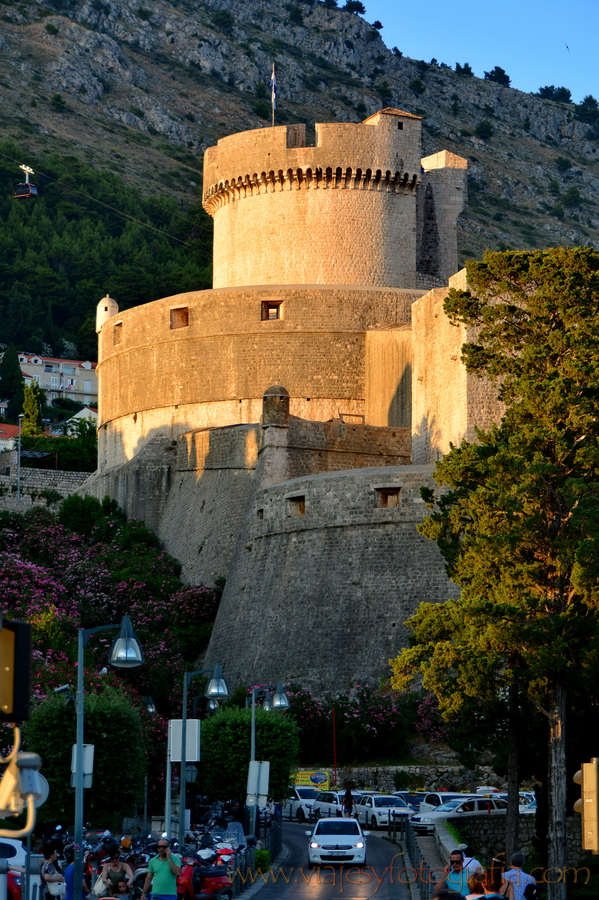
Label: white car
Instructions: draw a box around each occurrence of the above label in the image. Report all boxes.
[356,794,411,830]
[0,838,27,871]
[411,796,508,834]
[306,818,369,866]
[282,786,319,823]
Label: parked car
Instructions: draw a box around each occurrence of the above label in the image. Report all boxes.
[411,796,508,834]
[313,790,363,819]
[392,791,428,813]
[356,794,411,829]
[0,839,26,870]
[417,792,477,814]
[306,818,369,867]
[282,786,320,823]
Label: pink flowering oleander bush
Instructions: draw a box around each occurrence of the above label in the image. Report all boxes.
[0,499,223,821]
[244,683,418,764]
[415,693,450,743]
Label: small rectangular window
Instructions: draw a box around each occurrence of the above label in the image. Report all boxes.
[375,487,401,508]
[113,323,123,345]
[170,307,189,329]
[286,495,306,516]
[398,121,404,130]
[261,301,283,321]
[257,509,264,519]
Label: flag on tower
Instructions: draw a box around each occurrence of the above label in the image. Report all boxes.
[270,63,277,126]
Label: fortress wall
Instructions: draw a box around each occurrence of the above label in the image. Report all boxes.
[364,325,412,427]
[97,285,424,466]
[410,271,505,463]
[411,286,468,464]
[211,188,417,289]
[205,465,459,690]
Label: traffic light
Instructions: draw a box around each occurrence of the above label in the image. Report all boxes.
[574,758,599,854]
[0,616,31,723]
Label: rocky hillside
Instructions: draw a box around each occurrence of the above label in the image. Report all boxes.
[1,0,599,265]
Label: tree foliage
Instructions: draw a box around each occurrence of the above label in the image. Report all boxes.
[484,66,511,86]
[455,62,474,77]
[538,85,572,103]
[21,689,146,828]
[21,419,98,471]
[21,381,44,436]
[200,707,300,801]
[0,346,24,422]
[390,247,599,891]
[0,141,212,359]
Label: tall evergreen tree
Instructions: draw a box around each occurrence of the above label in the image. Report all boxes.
[21,381,44,436]
[391,247,599,900]
[0,345,25,422]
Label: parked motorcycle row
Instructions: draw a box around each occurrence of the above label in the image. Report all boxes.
[7,817,256,900]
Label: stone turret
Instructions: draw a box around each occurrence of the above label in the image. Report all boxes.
[95,294,119,333]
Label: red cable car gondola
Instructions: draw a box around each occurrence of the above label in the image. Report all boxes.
[13,164,38,200]
[13,182,38,199]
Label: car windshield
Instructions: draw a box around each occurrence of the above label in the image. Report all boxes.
[315,822,360,836]
[435,800,463,812]
[297,788,318,798]
[374,797,407,808]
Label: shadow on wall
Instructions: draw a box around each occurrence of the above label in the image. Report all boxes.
[387,362,411,428]
[412,413,444,466]
[80,422,259,587]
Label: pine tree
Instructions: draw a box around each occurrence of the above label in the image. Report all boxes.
[21,381,44,436]
[0,345,25,422]
[391,247,599,900]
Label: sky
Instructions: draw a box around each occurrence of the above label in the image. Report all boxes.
[363,0,598,105]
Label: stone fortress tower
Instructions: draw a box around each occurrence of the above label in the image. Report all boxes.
[86,109,503,690]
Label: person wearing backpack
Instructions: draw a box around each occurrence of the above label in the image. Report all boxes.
[500,853,538,900]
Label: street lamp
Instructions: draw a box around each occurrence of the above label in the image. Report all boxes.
[247,681,290,836]
[74,616,144,900]
[178,664,229,847]
[16,413,24,503]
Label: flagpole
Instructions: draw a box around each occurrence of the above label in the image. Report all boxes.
[270,63,276,127]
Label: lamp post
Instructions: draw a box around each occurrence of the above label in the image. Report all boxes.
[247,681,290,836]
[178,664,229,848]
[74,616,144,900]
[16,413,24,503]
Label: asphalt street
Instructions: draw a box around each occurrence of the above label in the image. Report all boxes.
[234,822,414,900]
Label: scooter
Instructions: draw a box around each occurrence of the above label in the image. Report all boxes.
[177,849,232,900]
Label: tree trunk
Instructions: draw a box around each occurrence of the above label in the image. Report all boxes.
[547,680,567,900]
[505,682,519,859]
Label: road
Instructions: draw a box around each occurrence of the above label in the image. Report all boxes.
[234,821,414,900]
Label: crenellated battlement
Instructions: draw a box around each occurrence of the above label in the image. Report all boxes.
[203,165,419,215]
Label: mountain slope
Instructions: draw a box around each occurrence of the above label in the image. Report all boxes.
[1,0,599,312]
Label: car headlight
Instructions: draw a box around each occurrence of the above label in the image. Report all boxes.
[310,842,319,848]
[356,842,364,849]
[420,818,433,824]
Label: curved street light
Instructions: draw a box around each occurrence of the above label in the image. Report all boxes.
[74,616,143,900]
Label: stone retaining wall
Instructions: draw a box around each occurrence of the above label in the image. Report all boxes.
[336,763,504,793]
[0,467,88,512]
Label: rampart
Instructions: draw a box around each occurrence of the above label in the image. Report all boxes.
[0,465,88,512]
[96,284,423,468]
[205,465,459,689]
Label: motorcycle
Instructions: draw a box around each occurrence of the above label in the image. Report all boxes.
[176,849,232,900]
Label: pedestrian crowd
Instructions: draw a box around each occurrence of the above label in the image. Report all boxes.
[433,850,539,899]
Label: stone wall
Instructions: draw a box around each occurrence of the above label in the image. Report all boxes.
[0,466,89,512]
[205,464,460,690]
[336,764,503,793]
[97,284,424,468]
[450,814,584,869]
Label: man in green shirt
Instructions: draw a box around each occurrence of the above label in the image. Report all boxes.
[140,840,181,900]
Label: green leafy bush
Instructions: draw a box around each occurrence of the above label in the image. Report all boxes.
[45,22,59,33]
[474,120,494,140]
[484,66,510,86]
[253,100,270,119]
[288,4,303,24]
[455,62,473,77]
[211,10,235,33]
[409,78,425,96]
[201,707,300,800]
[555,156,573,173]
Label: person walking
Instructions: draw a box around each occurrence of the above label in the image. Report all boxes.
[140,839,181,900]
[342,789,356,818]
[40,846,65,900]
[64,847,90,900]
[500,853,537,900]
